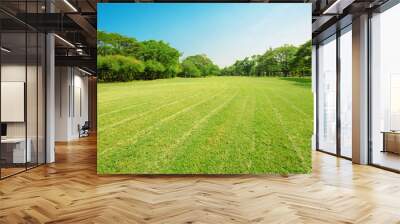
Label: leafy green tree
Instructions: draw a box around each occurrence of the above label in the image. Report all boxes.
[97,30,311,81]
[97,55,113,81]
[272,44,297,77]
[181,60,201,77]
[256,48,279,76]
[144,60,165,80]
[290,40,312,76]
[97,55,144,82]
[164,63,182,78]
[181,54,220,77]
[97,31,141,56]
[232,57,255,76]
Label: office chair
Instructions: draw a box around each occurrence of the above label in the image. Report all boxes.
[79,121,90,138]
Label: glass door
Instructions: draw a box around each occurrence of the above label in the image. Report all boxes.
[317,35,337,154]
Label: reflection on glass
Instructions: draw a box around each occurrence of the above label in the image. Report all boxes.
[0,0,47,179]
[371,3,400,171]
[38,33,46,165]
[1,32,27,177]
[318,35,337,154]
[340,27,352,158]
[27,31,38,169]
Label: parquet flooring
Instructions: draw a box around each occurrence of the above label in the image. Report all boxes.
[1,134,400,223]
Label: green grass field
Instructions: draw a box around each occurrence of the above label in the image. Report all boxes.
[98,76,313,174]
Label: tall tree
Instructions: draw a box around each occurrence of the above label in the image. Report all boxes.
[181,54,220,77]
[272,44,297,77]
[290,40,312,77]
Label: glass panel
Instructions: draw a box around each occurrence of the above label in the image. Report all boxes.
[26,0,40,169]
[318,35,337,154]
[38,32,45,165]
[27,31,38,169]
[0,1,46,179]
[371,4,400,171]
[1,31,27,177]
[340,27,352,158]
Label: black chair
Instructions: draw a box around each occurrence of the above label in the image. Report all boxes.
[79,121,90,138]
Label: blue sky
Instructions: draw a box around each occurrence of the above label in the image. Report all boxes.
[98,3,311,67]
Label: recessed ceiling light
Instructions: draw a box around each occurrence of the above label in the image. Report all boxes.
[54,34,75,48]
[1,47,11,53]
[78,67,92,76]
[323,0,354,15]
[63,0,78,12]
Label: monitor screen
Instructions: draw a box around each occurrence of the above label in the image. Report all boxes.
[1,123,7,137]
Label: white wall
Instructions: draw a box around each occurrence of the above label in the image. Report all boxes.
[77,71,89,138]
[1,63,46,164]
[55,67,89,141]
[55,66,70,141]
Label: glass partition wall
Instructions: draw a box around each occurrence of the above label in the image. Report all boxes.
[317,35,337,155]
[339,26,352,159]
[316,25,353,159]
[370,3,400,171]
[0,3,46,179]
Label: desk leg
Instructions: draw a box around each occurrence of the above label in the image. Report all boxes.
[382,133,386,153]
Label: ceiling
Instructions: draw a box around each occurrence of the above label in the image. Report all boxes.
[0,0,97,73]
[310,0,390,42]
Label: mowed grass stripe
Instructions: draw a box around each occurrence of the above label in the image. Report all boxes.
[266,89,312,119]
[260,90,307,169]
[99,79,219,107]
[162,90,240,159]
[98,88,236,173]
[260,78,313,116]
[98,87,228,154]
[166,81,307,174]
[117,90,239,173]
[261,81,313,151]
[167,85,254,174]
[98,86,231,157]
[98,81,210,115]
[99,88,216,131]
[99,87,232,157]
[252,86,307,173]
[99,81,221,130]
[98,76,313,174]
[262,88,312,169]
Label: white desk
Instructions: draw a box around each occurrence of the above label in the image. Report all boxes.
[1,138,31,163]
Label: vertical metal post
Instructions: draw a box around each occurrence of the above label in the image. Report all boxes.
[25,0,28,171]
[367,11,373,164]
[0,21,2,179]
[336,29,341,157]
[36,0,39,167]
[316,44,320,150]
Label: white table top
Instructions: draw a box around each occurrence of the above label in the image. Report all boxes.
[1,138,29,143]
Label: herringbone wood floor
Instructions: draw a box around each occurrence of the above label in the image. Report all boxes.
[1,135,400,224]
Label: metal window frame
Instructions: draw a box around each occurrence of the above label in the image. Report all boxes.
[315,0,400,173]
[367,0,400,173]
[315,22,353,161]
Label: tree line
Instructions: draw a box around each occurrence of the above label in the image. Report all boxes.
[97,31,311,82]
